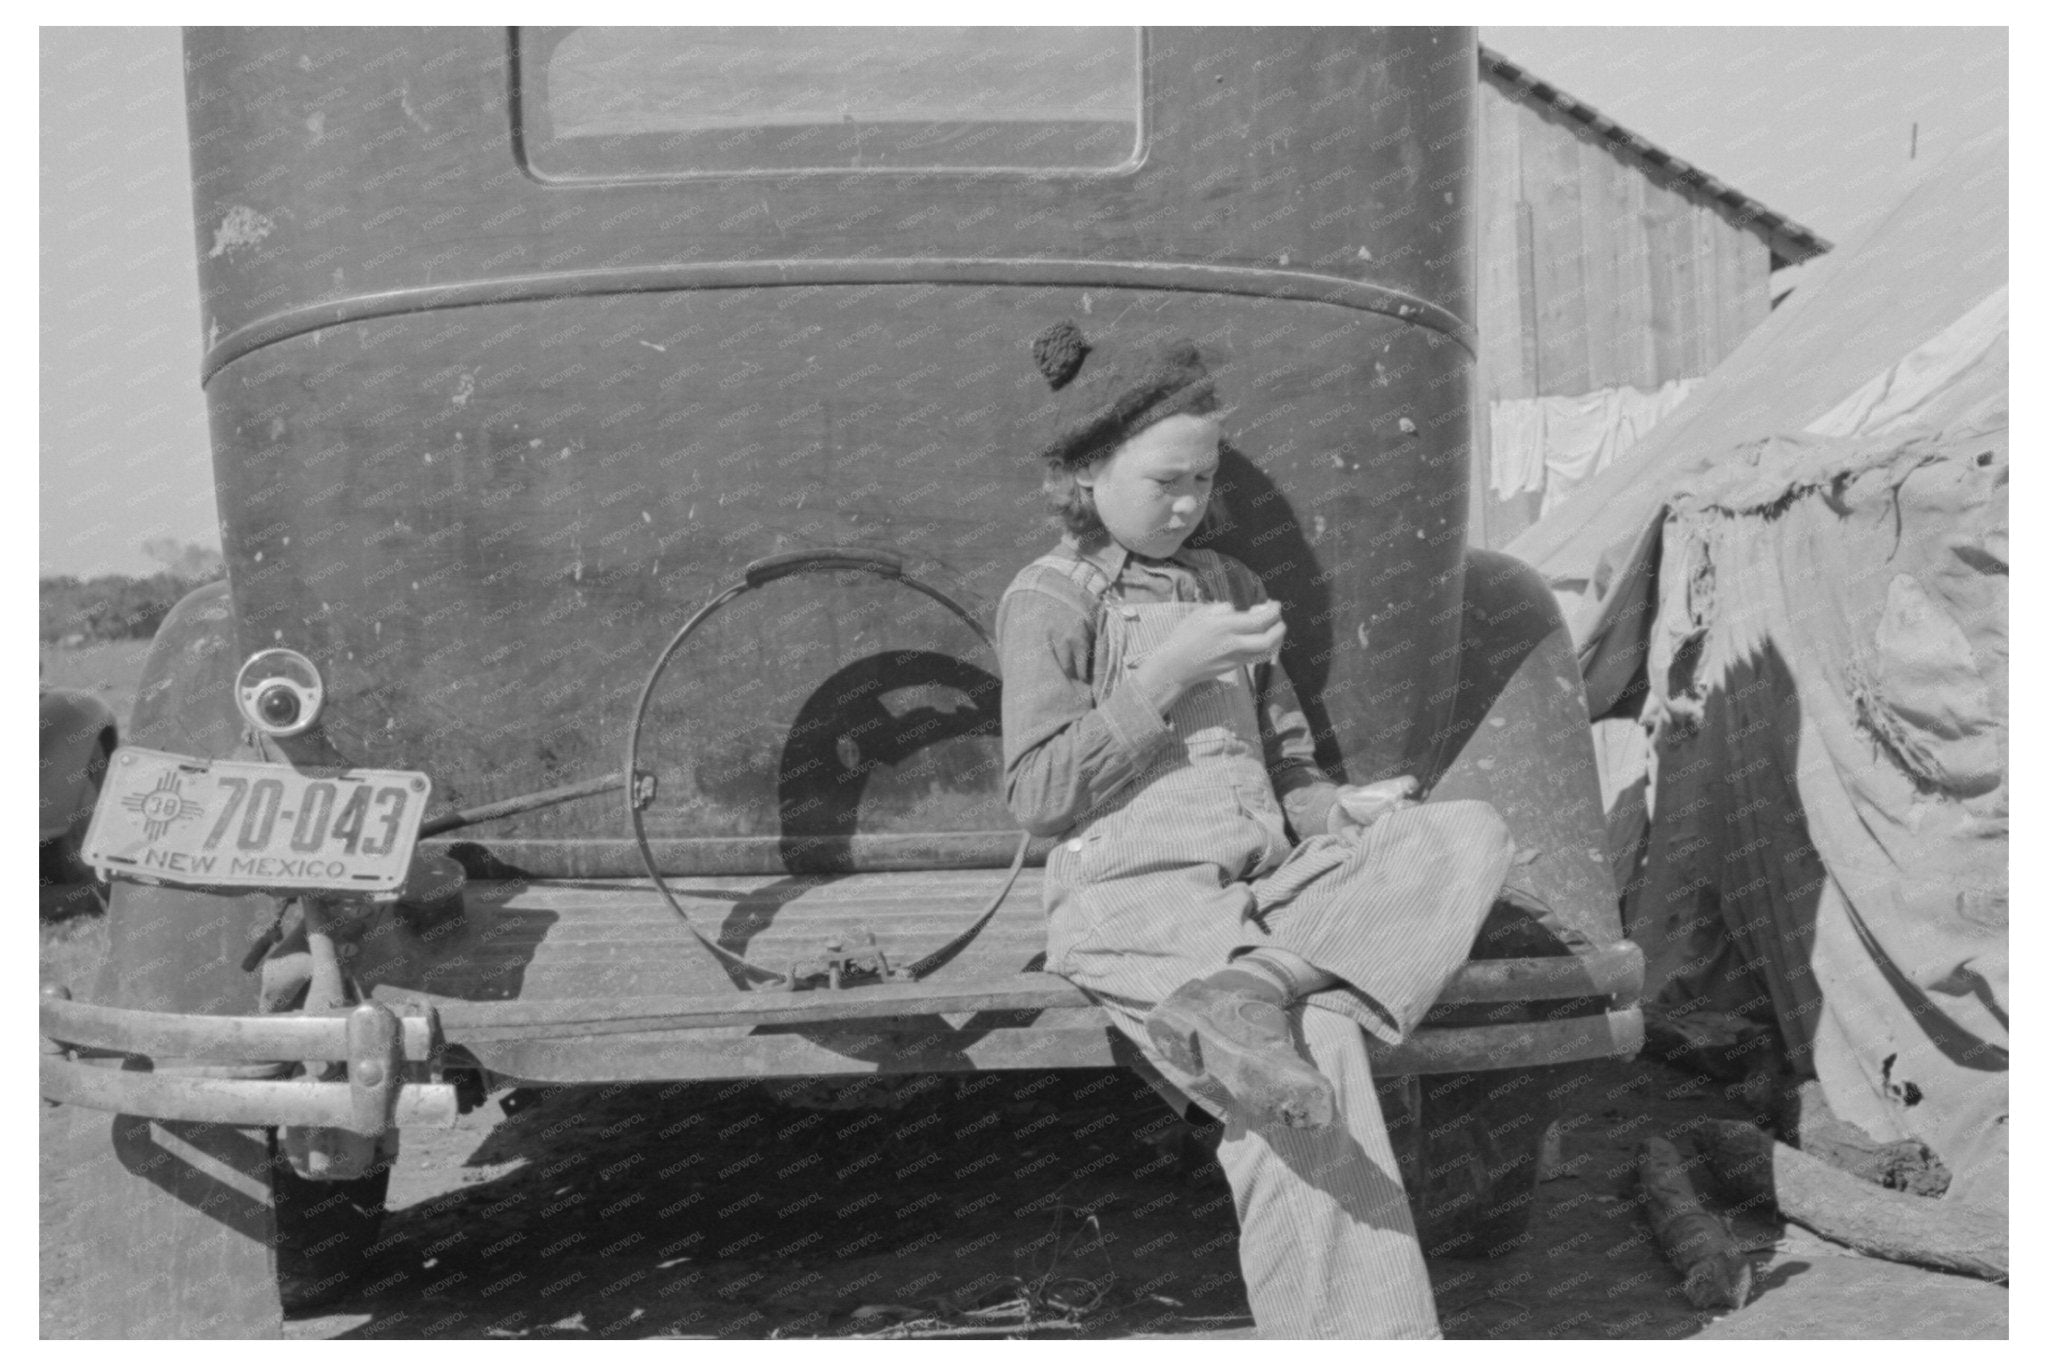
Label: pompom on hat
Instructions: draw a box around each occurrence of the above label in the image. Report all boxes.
[1028,320,1219,470]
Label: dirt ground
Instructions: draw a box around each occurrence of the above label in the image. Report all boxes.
[40,906,2006,1341]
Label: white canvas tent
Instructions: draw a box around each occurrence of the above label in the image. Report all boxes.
[1504,129,2008,1203]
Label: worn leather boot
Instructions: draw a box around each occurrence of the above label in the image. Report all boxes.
[1145,968,1337,1130]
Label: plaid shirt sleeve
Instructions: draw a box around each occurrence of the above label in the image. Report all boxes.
[995,567,1177,838]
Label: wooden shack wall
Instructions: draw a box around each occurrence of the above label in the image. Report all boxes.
[1469,77,1773,550]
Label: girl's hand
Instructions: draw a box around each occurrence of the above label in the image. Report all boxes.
[1129,602,1285,713]
[1326,775,1421,834]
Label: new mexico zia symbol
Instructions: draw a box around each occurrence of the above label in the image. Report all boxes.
[122,769,206,842]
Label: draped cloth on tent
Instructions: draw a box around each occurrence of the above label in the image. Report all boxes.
[1632,425,2008,1205]
[1503,128,2009,1204]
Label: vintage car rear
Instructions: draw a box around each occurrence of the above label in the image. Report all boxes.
[43,27,1641,1334]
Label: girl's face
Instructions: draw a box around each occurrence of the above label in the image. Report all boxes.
[1077,414,1221,560]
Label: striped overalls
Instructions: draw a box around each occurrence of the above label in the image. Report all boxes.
[1036,553,1512,1338]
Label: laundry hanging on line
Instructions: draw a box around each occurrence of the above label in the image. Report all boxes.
[1488,379,1700,514]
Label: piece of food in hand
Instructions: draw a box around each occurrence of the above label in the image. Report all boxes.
[1242,602,1285,667]
[1213,602,1284,678]
[1139,601,1287,702]
[1325,775,1421,833]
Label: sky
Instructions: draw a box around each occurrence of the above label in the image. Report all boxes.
[38,25,2010,577]
[1480,26,2007,250]
[41,27,213,580]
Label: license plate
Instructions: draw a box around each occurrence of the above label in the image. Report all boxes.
[83,747,431,897]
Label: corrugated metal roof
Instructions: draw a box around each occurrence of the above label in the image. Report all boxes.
[1480,45,1832,268]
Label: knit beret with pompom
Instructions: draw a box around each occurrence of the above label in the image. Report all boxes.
[1027,321,1218,469]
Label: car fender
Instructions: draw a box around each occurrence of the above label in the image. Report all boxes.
[1426,549,1621,951]
[88,582,281,1017]
[39,687,117,844]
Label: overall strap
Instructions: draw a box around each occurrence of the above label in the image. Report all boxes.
[1020,550,1121,689]
[1058,550,1118,604]
[1002,551,1111,705]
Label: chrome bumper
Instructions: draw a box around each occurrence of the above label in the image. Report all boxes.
[40,992,458,1134]
[42,940,1643,1126]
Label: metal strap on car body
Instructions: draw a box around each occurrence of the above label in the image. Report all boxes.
[626,546,1028,989]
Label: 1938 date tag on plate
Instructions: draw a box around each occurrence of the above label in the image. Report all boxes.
[83,747,431,896]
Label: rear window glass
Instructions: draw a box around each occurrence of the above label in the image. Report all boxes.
[518,27,1143,177]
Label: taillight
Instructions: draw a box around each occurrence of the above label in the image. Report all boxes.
[235,648,324,738]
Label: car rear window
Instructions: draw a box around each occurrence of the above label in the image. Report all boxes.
[518,26,1143,178]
